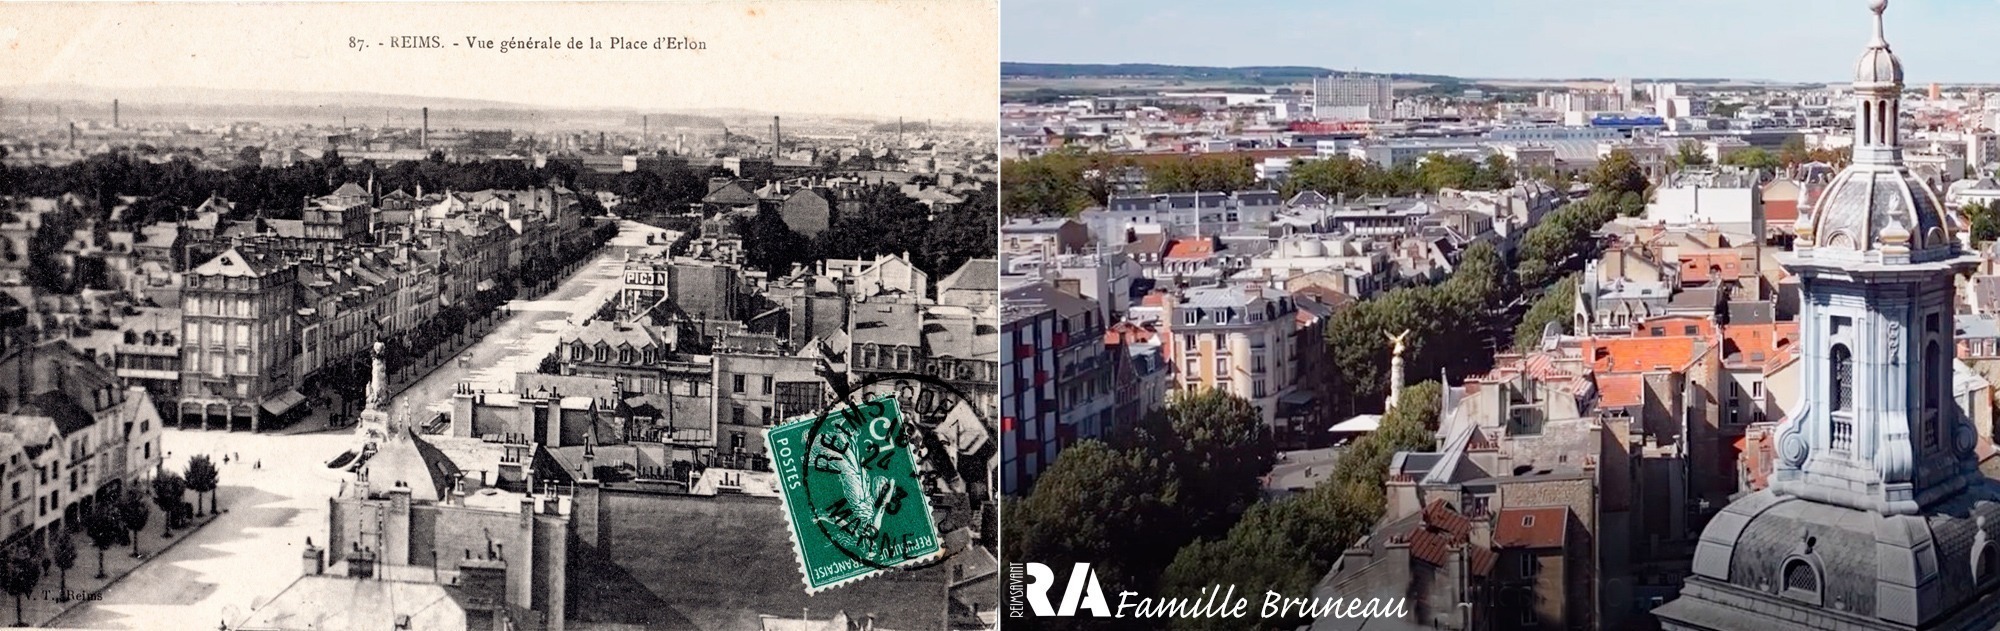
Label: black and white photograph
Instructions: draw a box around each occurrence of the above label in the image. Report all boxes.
[0,2,1000,629]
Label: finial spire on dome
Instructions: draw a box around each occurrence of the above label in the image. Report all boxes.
[1869,0,1890,49]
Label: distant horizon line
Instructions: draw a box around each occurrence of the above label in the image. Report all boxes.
[0,82,998,126]
[998,60,2000,88]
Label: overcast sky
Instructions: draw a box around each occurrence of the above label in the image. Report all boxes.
[1004,0,1994,84]
[0,1,998,121]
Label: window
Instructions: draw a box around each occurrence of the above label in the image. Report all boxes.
[731,406,745,425]
[235,323,250,346]
[732,374,746,393]
[1217,357,1231,375]
[1752,382,1764,398]
[1650,327,1665,336]
[1182,334,1197,351]
[1926,341,1943,448]
[1831,344,1854,412]
[1683,325,1697,336]
[1183,311,1197,325]
[762,376,773,396]
[1783,559,1821,601]
[762,407,773,425]
[1519,555,1537,577]
[235,352,250,374]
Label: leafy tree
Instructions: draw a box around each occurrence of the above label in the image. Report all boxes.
[1145,154,1254,193]
[1152,389,1274,541]
[1722,147,1782,172]
[152,472,186,537]
[51,532,75,601]
[1002,441,1182,605]
[1965,202,2000,244]
[1590,149,1650,197]
[84,506,122,579]
[118,490,150,556]
[1779,136,1810,167]
[733,207,811,278]
[185,455,219,517]
[1671,140,1712,169]
[1001,148,1104,217]
[0,547,36,627]
[1159,501,1323,631]
[1515,275,1581,352]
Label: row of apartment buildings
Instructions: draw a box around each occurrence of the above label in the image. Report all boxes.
[2,180,602,432]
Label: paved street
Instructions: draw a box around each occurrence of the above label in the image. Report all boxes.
[389,219,670,420]
[46,221,666,629]
[44,430,352,630]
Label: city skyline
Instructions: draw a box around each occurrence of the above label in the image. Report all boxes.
[1004,0,2000,84]
[0,1,999,122]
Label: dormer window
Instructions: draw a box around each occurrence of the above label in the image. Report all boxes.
[1782,558,1823,605]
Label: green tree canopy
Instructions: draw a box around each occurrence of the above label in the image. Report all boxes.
[1722,147,1782,172]
[1515,275,1581,352]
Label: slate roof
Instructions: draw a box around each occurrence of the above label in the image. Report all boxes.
[938,258,998,293]
[231,574,467,631]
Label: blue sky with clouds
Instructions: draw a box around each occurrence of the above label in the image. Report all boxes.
[1003,0,1997,83]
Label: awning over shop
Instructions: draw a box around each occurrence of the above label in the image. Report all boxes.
[1328,414,1383,434]
[263,390,308,416]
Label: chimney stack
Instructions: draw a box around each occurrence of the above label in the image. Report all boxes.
[302,538,325,575]
[421,107,429,148]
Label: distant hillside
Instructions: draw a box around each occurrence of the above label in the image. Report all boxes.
[1001,62,1463,85]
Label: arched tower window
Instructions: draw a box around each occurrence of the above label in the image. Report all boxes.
[1925,340,1943,449]
[1859,101,1871,146]
[1831,344,1855,453]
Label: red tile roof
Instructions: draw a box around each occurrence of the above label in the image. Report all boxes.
[1584,334,1702,374]
[1163,237,1215,260]
[1679,252,1743,284]
[1596,373,1647,408]
[1766,199,1800,223]
[1105,321,1157,346]
[1396,499,1477,568]
[1722,321,1798,366]
[1494,506,1570,549]
[1470,547,1497,577]
[1422,498,1472,539]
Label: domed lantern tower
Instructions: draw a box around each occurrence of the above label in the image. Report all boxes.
[1656,3,2000,630]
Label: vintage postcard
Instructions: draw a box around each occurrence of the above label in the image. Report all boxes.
[0,2,999,630]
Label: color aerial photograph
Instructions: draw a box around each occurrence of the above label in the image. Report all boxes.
[0,2,999,630]
[997,0,2000,630]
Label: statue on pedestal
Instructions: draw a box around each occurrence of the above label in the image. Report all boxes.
[1385,330,1411,411]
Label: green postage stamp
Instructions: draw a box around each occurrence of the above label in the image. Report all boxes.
[768,395,942,592]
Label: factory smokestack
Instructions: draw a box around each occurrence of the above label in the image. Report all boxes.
[772,116,781,158]
[643,115,649,140]
[112,99,119,128]
[421,107,429,148]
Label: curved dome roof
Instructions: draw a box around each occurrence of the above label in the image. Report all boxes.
[1799,166,1959,258]
[1855,47,1903,84]
[1687,488,2000,626]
